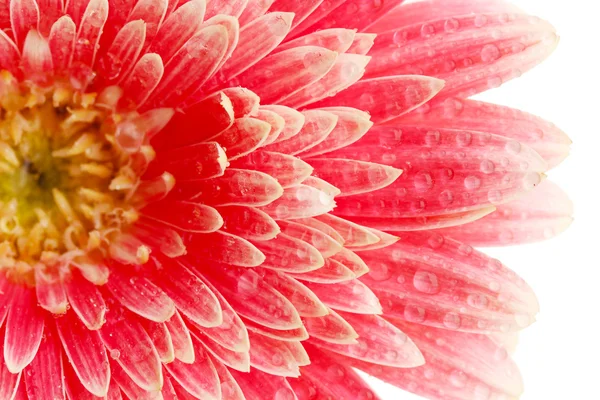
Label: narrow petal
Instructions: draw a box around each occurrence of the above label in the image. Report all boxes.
[165,310,195,364]
[218,206,281,241]
[24,324,64,400]
[230,151,314,189]
[252,233,325,273]
[184,231,266,267]
[64,270,106,330]
[4,287,45,373]
[230,368,298,400]
[260,185,335,220]
[303,279,382,314]
[303,308,358,345]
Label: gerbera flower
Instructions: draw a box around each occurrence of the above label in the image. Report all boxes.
[0,0,571,399]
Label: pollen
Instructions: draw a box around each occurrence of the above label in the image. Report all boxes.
[0,71,155,284]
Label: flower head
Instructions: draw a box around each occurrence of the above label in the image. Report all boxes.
[0,0,571,399]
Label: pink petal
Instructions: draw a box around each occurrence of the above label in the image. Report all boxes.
[71,0,109,69]
[24,324,64,400]
[212,118,271,160]
[290,345,381,400]
[215,12,294,81]
[302,308,358,345]
[278,28,356,54]
[311,75,444,123]
[148,0,206,63]
[360,233,540,333]
[110,360,161,400]
[310,312,424,368]
[218,206,281,241]
[183,230,266,267]
[234,46,338,104]
[269,0,322,30]
[0,330,20,400]
[21,30,53,81]
[120,53,164,107]
[96,20,146,84]
[264,109,339,155]
[202,265,303,330]
[106,265,175,323]
[231,151,314,189]
[147,141,227,181]
[211,358,246,400]
[315,213,379,247]
[99,303,163,391]
[140,319,175,363]
[34,268,68,314]
[245,319,309,342]
[9,0,39,48]
[64,270,106,331]
[56,311,110,397]
[165,310,195,364]
[0,31,20,74]
[291,258,355,284]
[247,330,300,377]
[143,200,224,233]
[258,268,329,318]
[261,105,305,143]
[252,233,324,273]
[126,0,168,46]
[150,257,223,327]
[277,220,343,258]
[193,330,250,372]
[4,287,44,373]
[303,279,382,314]
[230,368,298,400]
[205,0,248,19]
[238,0,275,26]
[164,338,221,400]
[398,97,571,169]
[439,180,573,246]
[260,185,335,220]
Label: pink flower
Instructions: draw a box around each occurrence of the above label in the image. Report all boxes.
[0,0,571,399]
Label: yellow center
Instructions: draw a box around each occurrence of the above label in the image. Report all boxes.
[0,71,151,284]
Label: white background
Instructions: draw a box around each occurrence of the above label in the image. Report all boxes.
[370,1,600,399]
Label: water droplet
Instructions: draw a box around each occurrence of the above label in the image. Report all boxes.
[481,44,501,62]
[480,160,495,174]
[505,140,522,155]
[449,370,467,387]
[444,18,460,32]
[438,190,454,207]
[523,172,542,190]
[467,294,489,309]
[464,176,481,191]
[443,313,461,329]
[414,171,434,192]
[413,271,440,294]
[404,304,426,323]
[456,132,472,146]
[420,23,436,38]
[425,130,441,146]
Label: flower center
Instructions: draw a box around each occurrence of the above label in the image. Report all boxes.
[0,71,152,284]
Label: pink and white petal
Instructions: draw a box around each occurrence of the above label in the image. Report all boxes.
[150,257,223,327]
[302,308,358,345]
[254,109,286,145]
[201,265,303,330]
[360,232,539,333]
[252,233,324,273]
[4,286,45,373]
[293,217,345,246]
[230,151,314,189]
[105,266,175,323]
[219,87,259,118]
[330,126,548,222]
[21,30,53,82]
[127,0,168,46]
[234,46,338,104]
[260,185,335,220]
[302,176,342,198]
[257,268,329,318]
[283,53,371,108]
[191,276,250,352]
[0,347,20,400]
[110,360,161,400]
[237,0,275,26]
[245,319,309,342]
[290,258,355,284]
[205,0,249,19]
[175,168,282,206]
[310,75,444,124]
[36,0,63,35]
[261,105,305,143]
[397,97,571,169]
[10,0,40,49]
[99,304,163,391]
[0,31,21,74]
[277,28,355,54]
[140,319,175,363]
[314,213,379,247]
[149,24,229,107]
[284,0,345,39]
[291,344,381,400]
[165,310,195,364]
[144,201,224,233]
[96,20,146,85]
[218,206,281,241]
[193,331,250,372]
[330,247,369,277]
[63,361,108,400]
[247,330,300,377]
[183,230,266,267]
[310,313,424,368]
[303,279,382,315]
[212,118,270,160]
[349,228,399,252]
[269,0,323,30]
[230,367,298,400]
[264,109,338,155]
[309,158,402,197]
[214,12,294,81]
[439,180,573,246]
[211,358,246,400]
[24,324,64,400]
[298,107,373,158]
[71,0,109,69]
[64,270,106,330]
[277,220,342,258]
[347,33,377,54]
[120,53,164,108]
[146,142,226,182]
[148,0,206,63]
[56,311,110,397]
[129,219,186,258]
[164,337,221,400]
[34,268,68,314]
